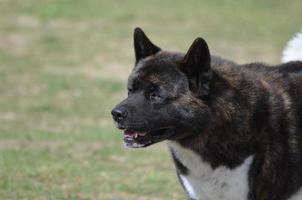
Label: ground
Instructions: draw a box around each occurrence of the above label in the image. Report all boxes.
[0,0,301,199]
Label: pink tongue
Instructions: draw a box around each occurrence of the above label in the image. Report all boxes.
[124,130,146,136]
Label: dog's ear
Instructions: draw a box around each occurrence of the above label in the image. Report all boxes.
[180,38,212,98]
[134,27,161,64]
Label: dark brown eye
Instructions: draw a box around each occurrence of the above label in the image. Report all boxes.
[128,88,133,95]
[149,86,156,93]
[148,86,160,101]
[150,92,158,98]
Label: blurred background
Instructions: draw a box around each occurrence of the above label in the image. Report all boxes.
[0,0,301,199]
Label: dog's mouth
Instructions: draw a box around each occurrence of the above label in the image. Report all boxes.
[123,128,173,148]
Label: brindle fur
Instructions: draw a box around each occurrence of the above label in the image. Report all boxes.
[112,28,302,200]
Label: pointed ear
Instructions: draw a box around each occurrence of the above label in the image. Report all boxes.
[180,38,212,98]
[134,27,161,64]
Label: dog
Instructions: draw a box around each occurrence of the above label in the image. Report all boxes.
[111,28,302,200]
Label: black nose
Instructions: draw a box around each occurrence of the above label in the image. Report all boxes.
[111,107,128,122]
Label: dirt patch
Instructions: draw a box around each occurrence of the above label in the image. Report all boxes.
[15,15,40,28]
[82,54,132,80]
[43,56,131,81]
[0,32,29,55]
[0,112,17,121]
[0,139,105,151]
[214,41,279,64]
[0,139,64,150]
[99,192,163,200]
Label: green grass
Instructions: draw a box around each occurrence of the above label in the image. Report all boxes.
[0,0,301,199]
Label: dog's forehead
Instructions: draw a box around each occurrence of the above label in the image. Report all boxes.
[128,51,184,87]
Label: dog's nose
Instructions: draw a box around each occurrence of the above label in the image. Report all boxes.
[111,107,128,122]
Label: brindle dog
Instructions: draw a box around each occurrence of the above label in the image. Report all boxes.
[111,28,302,200]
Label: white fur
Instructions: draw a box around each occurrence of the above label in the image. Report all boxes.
[282,32,302,63]
[168,141,253,200]
[180,175,198,199]
[289,188,302,200]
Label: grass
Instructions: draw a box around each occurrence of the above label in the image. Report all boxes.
[0,0,301,199]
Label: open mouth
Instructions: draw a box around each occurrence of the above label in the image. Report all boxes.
[123,128,173,148]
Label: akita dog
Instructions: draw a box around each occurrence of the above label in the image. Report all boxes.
[112,28,302,200]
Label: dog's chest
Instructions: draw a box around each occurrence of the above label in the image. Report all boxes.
[168,141,253,200]
[289,188,302,200]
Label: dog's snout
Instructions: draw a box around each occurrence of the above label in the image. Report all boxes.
[111,106,128,122]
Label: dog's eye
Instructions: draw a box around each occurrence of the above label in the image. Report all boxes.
[128,88,133,95]
[149,92,160,101]
[148,86,156,93]
[148,86,161,101]
[150,92,158,98]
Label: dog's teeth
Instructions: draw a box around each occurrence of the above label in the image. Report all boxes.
[134,133,138,138]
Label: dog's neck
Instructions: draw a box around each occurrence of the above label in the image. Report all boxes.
[173,64,266,169]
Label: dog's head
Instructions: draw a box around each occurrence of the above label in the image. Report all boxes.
[111,28,212,148]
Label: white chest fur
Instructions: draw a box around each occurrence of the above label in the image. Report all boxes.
[289,188,302,200]
[168,141,254,200]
